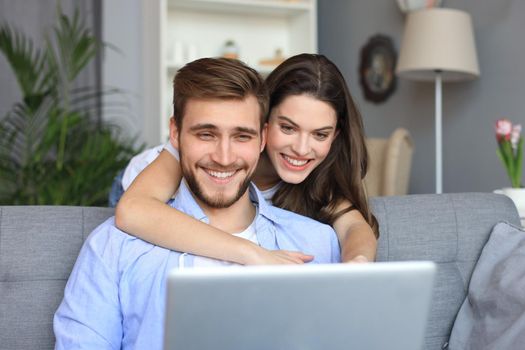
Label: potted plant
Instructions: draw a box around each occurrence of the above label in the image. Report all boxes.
[495,118,524,223]
[0,8,140,206]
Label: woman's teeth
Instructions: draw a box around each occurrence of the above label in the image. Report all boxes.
[283,155,308,166]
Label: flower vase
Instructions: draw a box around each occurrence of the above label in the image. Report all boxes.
[496,187,525,226]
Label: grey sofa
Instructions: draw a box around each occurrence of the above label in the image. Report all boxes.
[0,193,520,350]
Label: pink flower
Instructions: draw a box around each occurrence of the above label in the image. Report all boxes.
[511,124,522,150]
[495,118,523,188]
[495,119,512,141]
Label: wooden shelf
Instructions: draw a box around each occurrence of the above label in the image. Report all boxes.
[168,0,312,16]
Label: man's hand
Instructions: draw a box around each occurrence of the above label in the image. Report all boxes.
[246,247,314,265]
[345,254,369,263]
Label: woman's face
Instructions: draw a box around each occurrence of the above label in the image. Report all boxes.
[265,94,339,184]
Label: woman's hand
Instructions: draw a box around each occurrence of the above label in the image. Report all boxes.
[346,254,369,263]
[246,247,314,265]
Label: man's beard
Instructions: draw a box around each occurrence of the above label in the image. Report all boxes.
[182,161,253,209]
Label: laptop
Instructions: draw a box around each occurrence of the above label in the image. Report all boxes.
[164,261,436,350]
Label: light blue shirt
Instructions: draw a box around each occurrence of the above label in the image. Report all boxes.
[54,182,340,350]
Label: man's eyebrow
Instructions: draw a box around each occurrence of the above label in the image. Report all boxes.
[276,116,335,132]
[188,124,218,132]
[234,126,258,135]
[188,124,258,135]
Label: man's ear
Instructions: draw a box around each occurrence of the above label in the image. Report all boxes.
[169,116,179,150]
[260,123,268,153]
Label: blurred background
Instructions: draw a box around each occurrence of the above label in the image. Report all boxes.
[0,0,522,199]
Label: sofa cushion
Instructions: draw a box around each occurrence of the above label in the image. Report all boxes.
[448,222,525,350]
[0,206,114,350]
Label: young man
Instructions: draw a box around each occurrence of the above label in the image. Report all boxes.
[54,58,340,349]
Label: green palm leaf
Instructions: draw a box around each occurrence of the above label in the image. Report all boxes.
[0,6,141,206]
[0,25,48,109]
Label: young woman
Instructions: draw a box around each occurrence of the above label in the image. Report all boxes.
[115,54,378,264]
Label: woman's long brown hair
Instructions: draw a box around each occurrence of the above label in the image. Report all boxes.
[267,54,379,237]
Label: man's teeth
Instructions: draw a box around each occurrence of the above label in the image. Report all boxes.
[208,170,235,179]
[283,155,308,166]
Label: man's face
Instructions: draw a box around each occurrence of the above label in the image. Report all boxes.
[171,96,266,209]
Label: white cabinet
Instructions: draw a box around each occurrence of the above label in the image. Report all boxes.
[142,0,318,144]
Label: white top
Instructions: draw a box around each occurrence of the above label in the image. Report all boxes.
[163,141,180,159]
[183,208,259,268]
[121,143,179,190]
[259,183,281,204]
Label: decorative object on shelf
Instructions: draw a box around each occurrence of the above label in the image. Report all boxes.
[396,8,480,194]
[396,0,443,13]
[186,43,198,63]
[167,40,185,65]
[259,48,286,67]
[166,41,198,67]
[222,39,239,59]
[495,119,523,188]
[359,34,397,104]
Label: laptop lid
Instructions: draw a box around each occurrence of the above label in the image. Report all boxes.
[164,261,435,350]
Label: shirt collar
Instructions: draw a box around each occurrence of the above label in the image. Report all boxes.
[169,180,209,223]
[169,180,278,225]
[247,183,277,223]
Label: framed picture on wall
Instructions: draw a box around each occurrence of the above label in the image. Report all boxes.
[359,35,397,103]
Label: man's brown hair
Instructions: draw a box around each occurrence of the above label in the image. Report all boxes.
[172,57,268,130]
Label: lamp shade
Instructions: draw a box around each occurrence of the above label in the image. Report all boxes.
[396,8,480,81]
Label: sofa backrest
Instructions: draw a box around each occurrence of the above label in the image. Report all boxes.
[0,193,520,350]
[372,193,520,350]
[0,206,114,350]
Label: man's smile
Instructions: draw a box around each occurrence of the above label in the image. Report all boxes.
[200,166,243,185]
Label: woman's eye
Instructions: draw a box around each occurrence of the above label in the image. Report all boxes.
[314,133,329,140]
[280,124,294,133]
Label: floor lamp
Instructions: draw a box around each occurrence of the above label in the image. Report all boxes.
[396,8,480,194]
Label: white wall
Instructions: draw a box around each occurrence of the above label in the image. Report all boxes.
[103,0,164,146]
[102,0,144,143]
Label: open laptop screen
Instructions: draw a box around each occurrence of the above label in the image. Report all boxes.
[164,262,435,350]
